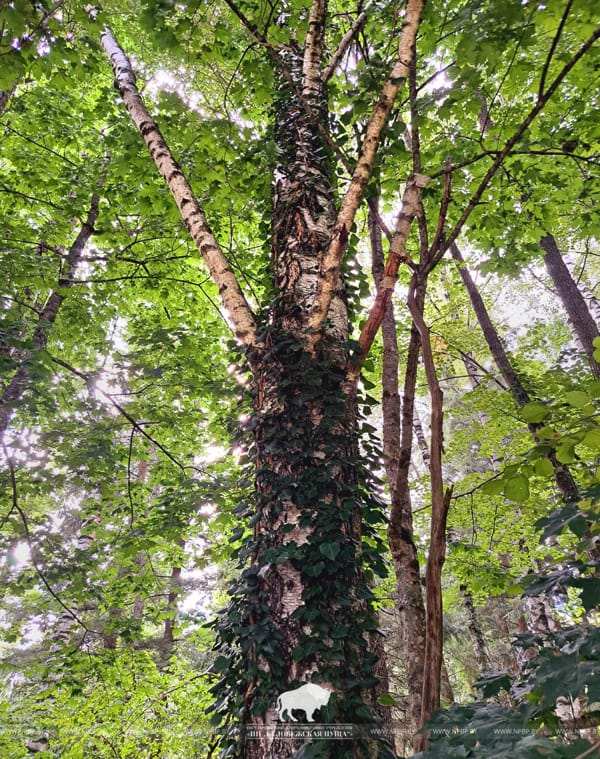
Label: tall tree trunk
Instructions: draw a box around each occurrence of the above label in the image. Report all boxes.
[451,242,578,501]
[540,233,600,378]
[408,274,452,752]
[388,291,427,741]
[369,200,424,744]
[103,5,427,753]
[223,33,383,759]
[460,584,491,674]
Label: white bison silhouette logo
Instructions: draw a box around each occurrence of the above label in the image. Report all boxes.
[277,683,332,722]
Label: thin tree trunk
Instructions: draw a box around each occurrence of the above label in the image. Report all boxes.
[367,200,396,734]
[388,286,427,740]
[440,660,454,704]
[460,584,491,673]
[451,242,578,501]
[369,200,401,493]
[540,233,600,378]
[408,275,452,751]
[0,194,100,438]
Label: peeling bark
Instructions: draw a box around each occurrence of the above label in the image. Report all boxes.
[307,0,425,347]
[101,29,257,349]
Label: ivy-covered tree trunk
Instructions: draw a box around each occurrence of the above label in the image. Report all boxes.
[102,1,426,753]
[215,32,387,759]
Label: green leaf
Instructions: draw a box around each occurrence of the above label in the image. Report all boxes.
[582,429,600,449]
[481,478,505,495]
[555,440,577,463]
[377,692,399,706]
[521,402,550,423]
[588,379,600,398]
[571,578,600,612]
[565,390,589,408]
[533,458,554,477]
[504,474,530,503]
[319,542,340,561]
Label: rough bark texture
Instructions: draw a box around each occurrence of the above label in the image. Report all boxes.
[369,198,412,742]
[387,279,427,739]
[540,233,600,378]
[238,24,384,759]
[408,275,451,750]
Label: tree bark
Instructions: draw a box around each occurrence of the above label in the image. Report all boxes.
[408,275,452,751]
[540,233,600,378]
[387,277,427,741]
[307,0,425,346]
[101,29,257,349]
[460,584,491,674]
[451,242,578,501]
[227,24,385,759]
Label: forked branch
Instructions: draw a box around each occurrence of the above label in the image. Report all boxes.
[307,0,426,351]
[347,172,429,383]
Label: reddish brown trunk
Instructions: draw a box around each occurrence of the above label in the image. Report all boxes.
[387,277,427,740]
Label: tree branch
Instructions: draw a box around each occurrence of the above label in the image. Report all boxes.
[538,0,574,98]
[307,0,426,350]
[347,172,429,383]
[322,1,373,83]
[100,27,257,350]
[50,356,191,474]
[442,23,600,256]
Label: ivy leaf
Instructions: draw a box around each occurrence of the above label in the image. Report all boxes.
[319,543,340,561]
[377,692,399,706]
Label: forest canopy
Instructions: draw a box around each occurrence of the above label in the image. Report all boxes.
[0,1,599,758]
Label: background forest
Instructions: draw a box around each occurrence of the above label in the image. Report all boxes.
[0,0,599,757]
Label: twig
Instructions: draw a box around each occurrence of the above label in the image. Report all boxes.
[538,0,574,98]
[1,442,94,634]
[322,1,373,82]
[50,356,190,474]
